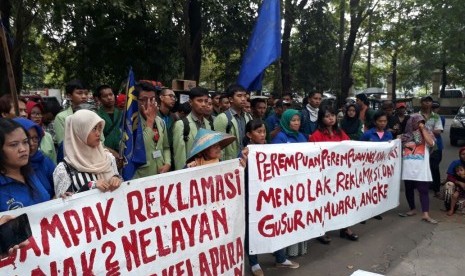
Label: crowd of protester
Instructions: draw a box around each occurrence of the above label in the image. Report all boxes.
[1,79,464,276]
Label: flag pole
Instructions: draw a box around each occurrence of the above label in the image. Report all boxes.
[119,68,131,174]
[0,14,19,116]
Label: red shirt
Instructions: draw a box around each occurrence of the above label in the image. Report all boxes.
[309,129,350,142]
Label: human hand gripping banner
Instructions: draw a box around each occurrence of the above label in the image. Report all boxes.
[247,140,402,254]
[0,160,245,275]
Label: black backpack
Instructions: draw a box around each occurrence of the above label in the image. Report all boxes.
[181,116,214,142]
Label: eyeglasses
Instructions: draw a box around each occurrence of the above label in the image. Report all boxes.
[31,113,43,117]
[29,137,40,143]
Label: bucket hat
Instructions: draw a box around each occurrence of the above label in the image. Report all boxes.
[187,128,236,162]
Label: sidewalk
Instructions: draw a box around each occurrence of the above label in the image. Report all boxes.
[246,193,465,276]
[388,210,465,276]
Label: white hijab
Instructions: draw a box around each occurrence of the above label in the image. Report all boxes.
[64,109,114,180]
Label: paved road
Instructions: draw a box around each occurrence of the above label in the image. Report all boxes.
[246,118,465,276]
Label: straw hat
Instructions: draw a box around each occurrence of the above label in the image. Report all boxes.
[186,128,236,162]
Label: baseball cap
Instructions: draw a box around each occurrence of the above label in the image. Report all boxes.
[420,95,433,102]
[275,100,292,107]
[395,102,406,109]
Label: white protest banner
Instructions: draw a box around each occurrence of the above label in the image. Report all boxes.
[0,160,245,276]
[248,140,401,254]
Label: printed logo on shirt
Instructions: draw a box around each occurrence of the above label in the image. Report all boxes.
[6,198,24,210]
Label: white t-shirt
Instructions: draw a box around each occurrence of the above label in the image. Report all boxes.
[401,141,432,181]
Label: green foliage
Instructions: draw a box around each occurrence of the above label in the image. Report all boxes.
[3,0,465,95]
[290,0,338,94]
[201,0,260,90]
[39,0,183,90]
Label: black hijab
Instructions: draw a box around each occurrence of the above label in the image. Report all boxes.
[340,103,362,135]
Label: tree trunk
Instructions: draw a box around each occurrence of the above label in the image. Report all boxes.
[338,0,345,85]
[281,0,308,96]
[366,11,372,88]
[183,0,202,83]
[341,0,363,100]
[391,53,397,102]
[441,62,447,94]
[0,0,12,95]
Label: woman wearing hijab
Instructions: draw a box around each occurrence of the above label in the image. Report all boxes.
[271,109,307,144]
[53,110,122,197]
[14,118,56,198]
[340,103,363,141]
[26,101,57,163]
[398,114,437,223]
[271,109,308,257]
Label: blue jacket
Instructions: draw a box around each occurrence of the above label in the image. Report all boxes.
[30,151,56,198]
[360,128,393,142]
[300,108,318,137]
[271,131,308,144]
[0,174,51,212]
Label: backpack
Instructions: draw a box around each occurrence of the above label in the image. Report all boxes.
[181,116,214,142]
[223,110,252,134]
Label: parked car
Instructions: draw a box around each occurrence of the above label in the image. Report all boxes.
[450,103,465,146]
[441,89,465,99]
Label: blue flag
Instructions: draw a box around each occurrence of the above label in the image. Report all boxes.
[121,68,146,180]
[237,0,281,91]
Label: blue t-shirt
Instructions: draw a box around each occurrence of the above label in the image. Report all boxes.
[265,114,280,133]
[447,160,463,176]
[271,131,308,144]
[0,174,51,212]
[360,128,393,142]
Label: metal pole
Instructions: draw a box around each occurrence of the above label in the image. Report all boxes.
[0,14,19,116]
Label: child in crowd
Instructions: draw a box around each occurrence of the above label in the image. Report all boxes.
[446,165,465,216]
[242,119,299,275]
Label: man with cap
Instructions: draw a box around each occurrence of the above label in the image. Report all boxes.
[356,93,375,130]
[419,95,443,196]
[264,92,278,118]
[395,101,410,134]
